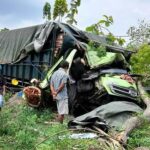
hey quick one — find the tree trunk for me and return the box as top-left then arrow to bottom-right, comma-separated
117,81 -> 150,144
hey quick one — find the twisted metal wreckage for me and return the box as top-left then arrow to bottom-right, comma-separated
0,22 -> 149,148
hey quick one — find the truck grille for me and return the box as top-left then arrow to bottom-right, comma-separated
111,84 -> 138,98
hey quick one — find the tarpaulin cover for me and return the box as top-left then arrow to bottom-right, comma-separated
0,23 -> 54,64
0,22 -> 86,64
68,101 -> 143,130
0,21 -> 128,64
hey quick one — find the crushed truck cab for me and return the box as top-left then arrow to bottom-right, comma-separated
0,22 -> 141,116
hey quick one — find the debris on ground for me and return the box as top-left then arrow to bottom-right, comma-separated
59,133 -> 98,139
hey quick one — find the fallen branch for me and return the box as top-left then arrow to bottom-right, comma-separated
93,126 -> 125,150
35,127 -> 102,148
35,126 -> 126,150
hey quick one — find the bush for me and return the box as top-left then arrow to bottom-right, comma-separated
130,44 -> 150,85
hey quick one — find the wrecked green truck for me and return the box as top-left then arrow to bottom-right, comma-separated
0,22 -> 141,116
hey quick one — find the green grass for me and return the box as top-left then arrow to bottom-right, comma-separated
1,98 -> 150,150
0,103 -> 53,150
0,100 -> 102,150
127,122 -> 150,149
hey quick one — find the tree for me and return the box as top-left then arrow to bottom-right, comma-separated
0,28 -> 9,32
86,15 -> 125,46
66,0 -> 81,25
43,2 -> 51,21
127,20 -> 150,47
130,44 -> 150,85
127,22 -> 150,87
42,0 -> 81,24
53,0 -> 68,21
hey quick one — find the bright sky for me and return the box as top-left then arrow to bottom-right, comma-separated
0,0 -> 149,38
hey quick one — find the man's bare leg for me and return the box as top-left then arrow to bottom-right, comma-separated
57,114 -> 64,124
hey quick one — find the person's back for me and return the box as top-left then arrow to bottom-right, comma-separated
51,68 -> 68,100
50,61 -> 69,123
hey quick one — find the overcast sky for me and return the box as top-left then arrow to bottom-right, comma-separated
0,0 -> 150,38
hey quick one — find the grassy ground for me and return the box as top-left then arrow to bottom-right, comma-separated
0,98 -> 102,150
0,96 -> 150,150
127,122 -> 150,149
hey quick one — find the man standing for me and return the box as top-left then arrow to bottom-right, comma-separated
50,61 -> 69,123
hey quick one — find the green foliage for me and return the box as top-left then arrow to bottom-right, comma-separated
3,92 -> 13,102
107,33 -> 116,45
88,42 -> 106,57
43,2 -> 51,21
86,15 -> 126,46
86,15 -> 113,35
0,104 -> 53,150
0,28 -> 9,32
1,99 -> 150,149
37,138 -> 102,150
86,24 -> 100,35
116,38 -> 126,46
0,103 -> 104,150
97,45 -> 106,57
98,15 -> 114,27
42,0 -> 81,24
130,44 -> 150,85
107,34 -> 126,46
66,0 -> 81,25
53,0 -> 68,21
